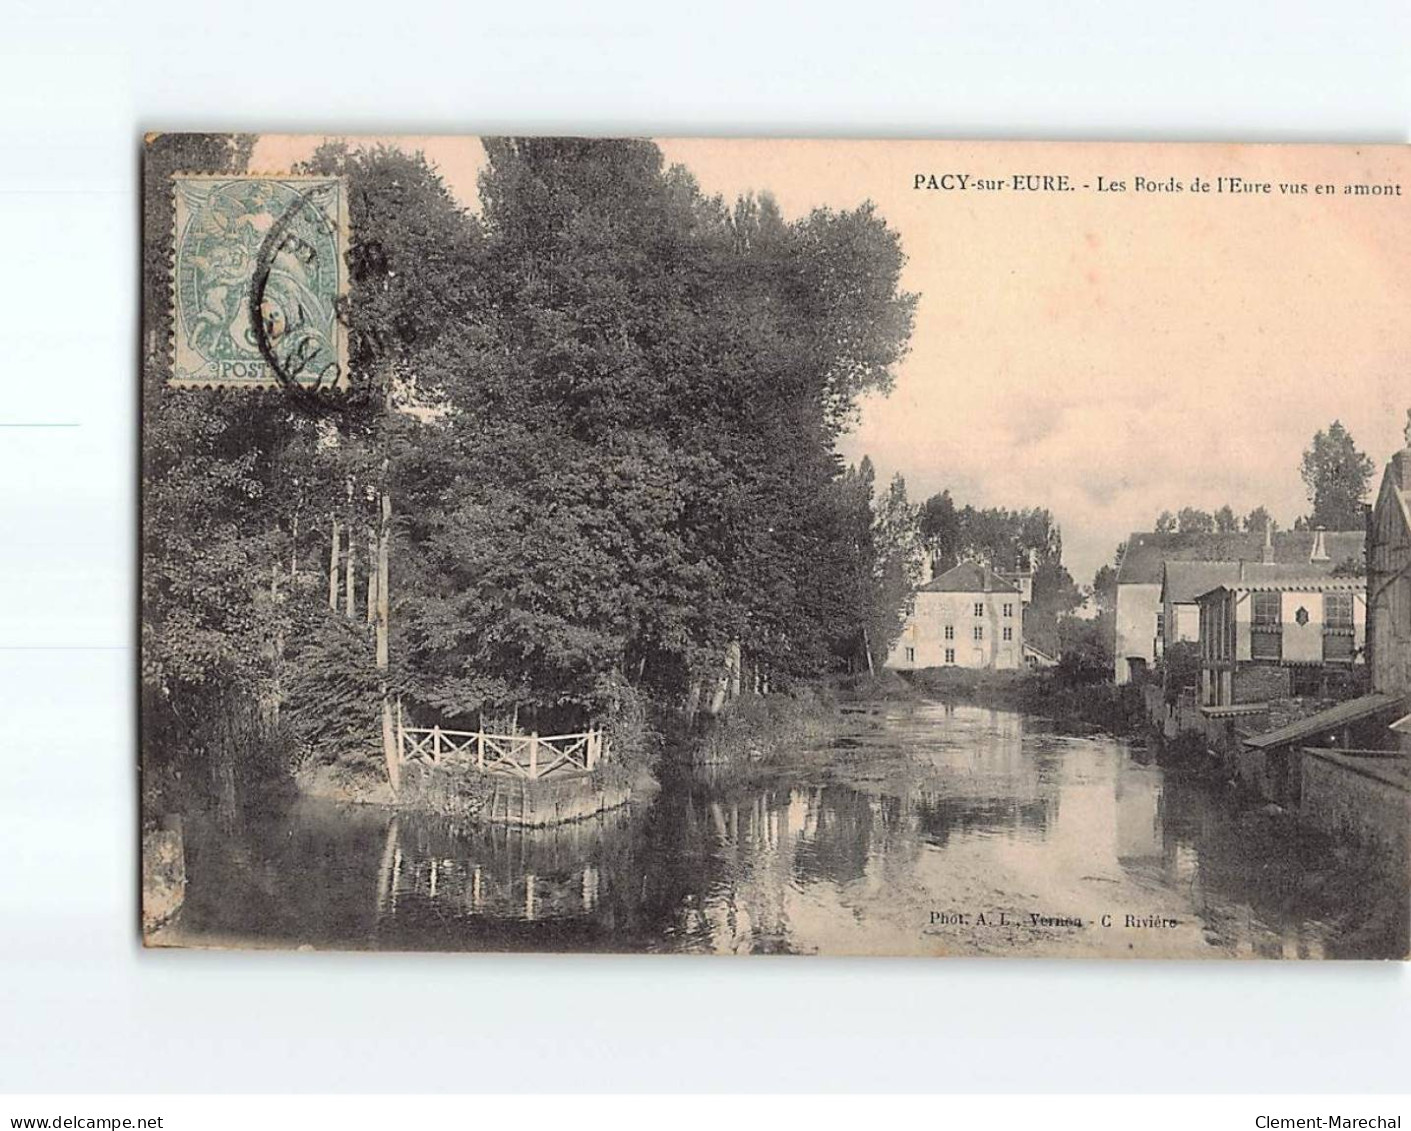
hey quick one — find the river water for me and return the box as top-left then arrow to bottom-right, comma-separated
170,702 -> 1407,958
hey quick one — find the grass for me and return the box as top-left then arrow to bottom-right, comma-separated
688,685 -> 841,767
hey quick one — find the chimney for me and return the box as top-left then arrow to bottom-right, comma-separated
1310,525 -> 1329,563
1261,519 -> 1275,565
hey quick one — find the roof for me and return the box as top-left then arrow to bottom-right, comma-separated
1373,451 -> 1411,538
918,561 -> 1019,595
1194,573 -> 1366,603
1116,529 -> 1364,586
1160,561 -> 1244,604
1242,692 -> 1405,750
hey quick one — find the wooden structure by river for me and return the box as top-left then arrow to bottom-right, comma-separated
396,715 -> 609,781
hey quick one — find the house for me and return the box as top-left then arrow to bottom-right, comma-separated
1159,560 -> 1245,653
886,562 -> 1023,671
1113,527 -> 1364,684
1195,570 -> 1367,707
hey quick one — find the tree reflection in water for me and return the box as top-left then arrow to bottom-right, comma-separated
171,704 -> 1407,958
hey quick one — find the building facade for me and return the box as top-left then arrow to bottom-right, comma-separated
1114,528 -> 1364,684
1196,575 -> 1367,707
886,562 -> 1023,671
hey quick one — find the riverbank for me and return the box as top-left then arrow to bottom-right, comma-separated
899,667 -> 1148,737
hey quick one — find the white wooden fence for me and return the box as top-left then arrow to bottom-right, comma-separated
396,716 -> 608,780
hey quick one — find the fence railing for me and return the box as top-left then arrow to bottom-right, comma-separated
396,720 -> 608,780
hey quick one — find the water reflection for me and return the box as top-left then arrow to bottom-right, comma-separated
174,703 -> 1407,958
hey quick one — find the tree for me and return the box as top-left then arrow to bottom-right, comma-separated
400,139 -> 917,721
918,489 -> 961,573
1091,563 -> 1118,615
1176,507 -> 1214,534
1155,510 -> 1176,534
866,473 -> 924,671
1056,614 -> 1112,684
142,133 -> 307,815
1301,420 -> 1374,530
1243,505 -> 1275,535
1214,504 -> 1239,533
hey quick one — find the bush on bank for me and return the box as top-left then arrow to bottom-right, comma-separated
905,666 -> 1147,737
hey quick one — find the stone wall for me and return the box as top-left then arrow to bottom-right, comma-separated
481,775 -> 634,828
1301,750 -> 1411,874
401,762 -> 633,828
1234,663 -> 1289,703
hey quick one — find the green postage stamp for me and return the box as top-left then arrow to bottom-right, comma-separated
170,174 -> 348,389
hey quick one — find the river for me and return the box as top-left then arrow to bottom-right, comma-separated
167,702 -> 1407,958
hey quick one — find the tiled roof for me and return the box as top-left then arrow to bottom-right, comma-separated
918,561 -> 1020,594
1217,577 -> 1364,594
1116,529 -> 1364,586
1193,568 -> 1366,602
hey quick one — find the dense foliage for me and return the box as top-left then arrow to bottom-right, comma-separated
142,136 -> 917,795
1300,419 -> 1375,531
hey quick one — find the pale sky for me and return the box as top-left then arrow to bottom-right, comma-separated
253,135 -> 1411,582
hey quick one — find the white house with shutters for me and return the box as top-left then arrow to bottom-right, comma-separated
885,562 -> 1024,671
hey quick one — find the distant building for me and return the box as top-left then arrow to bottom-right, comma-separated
1195,571 -> 1367,707
1114,527 -> 1364,684
997,555 -> 1036,607
886,562 -> 1023,671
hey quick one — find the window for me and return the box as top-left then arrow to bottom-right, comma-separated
1325,592 -> 1354,629
904,646 -> 915,663
1003,603 -> 1014,617
1003,626 -> 1012,641
973,625 -> 984,641
1252,591 -> 1281,626
944,648 -> 956,664
1324,591 -> 1355,661
944,625 -> 954,641
1251,591 -> 1282,661
974,602 -> 984,617
1156,611 -> 1165,637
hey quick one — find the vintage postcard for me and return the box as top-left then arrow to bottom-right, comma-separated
141,134 -> 1411,958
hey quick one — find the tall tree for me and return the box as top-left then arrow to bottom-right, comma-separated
1301,420 -> 1374,530
867,473 -> 924,670
1243,505 -> 1275,535
918,489 -> 961,573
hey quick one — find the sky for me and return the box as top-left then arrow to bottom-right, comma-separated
253,135 -> 1411,582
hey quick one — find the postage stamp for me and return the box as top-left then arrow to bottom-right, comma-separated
170,174 -> 348,390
